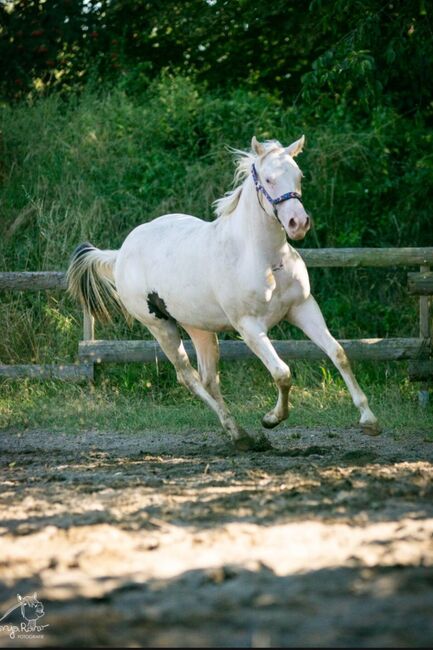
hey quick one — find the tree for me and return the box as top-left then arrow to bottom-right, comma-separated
1,0 -> 431,124
0,0 -> 101,97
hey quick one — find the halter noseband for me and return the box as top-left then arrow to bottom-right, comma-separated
251,163 -> 302,224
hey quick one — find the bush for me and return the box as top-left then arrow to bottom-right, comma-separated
0,75 -> 430,362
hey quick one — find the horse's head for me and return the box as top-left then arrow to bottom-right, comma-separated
17,593 -> 44,622
251,135 -> 310,241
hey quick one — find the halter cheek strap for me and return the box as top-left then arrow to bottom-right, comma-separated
251,163 -> 302,224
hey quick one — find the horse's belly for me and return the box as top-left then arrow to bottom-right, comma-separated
167,287 -> 233,331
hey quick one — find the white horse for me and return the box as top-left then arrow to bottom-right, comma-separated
68,136 -> 379,450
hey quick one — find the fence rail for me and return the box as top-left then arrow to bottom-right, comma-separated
1,247 -> 433,293
79,337 -> 429,365
0,271 -> 67,291
0,247 -> 432,391
408,272 -> 433,296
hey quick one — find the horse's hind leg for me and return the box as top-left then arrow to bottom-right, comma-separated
182,326 -> 226,407
146,320 -> 257,449
288,295 -> 379,435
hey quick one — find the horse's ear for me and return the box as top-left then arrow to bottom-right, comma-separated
251,136 -> 265,156
286,135 -> 305,158
33,592 -> 38,599
17,594 -> 22,602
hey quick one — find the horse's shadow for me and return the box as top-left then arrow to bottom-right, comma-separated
1,563 -> 432,647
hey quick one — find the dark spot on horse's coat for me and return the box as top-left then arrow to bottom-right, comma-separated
147,292 -> 173,321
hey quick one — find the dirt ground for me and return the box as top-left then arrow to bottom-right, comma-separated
0,425 -> 433,648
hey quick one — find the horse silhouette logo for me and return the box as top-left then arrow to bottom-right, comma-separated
0,593 -> 49,639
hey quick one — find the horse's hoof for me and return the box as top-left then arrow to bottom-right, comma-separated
262,412 -> 283,429
233,432 -> 273,452
361,421 -> 381,436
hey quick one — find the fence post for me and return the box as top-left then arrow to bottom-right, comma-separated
83,308 -> 95,341
82,308 -> 95,380
419,264 -> 431,406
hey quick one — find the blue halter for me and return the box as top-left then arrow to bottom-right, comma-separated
251,163 -> 302,224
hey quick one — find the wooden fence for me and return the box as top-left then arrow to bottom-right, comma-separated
1,247 -> 432,398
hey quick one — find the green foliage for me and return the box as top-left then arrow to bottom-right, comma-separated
305,0 -> 433,119
0,0 -> 102,98
2,1 -> 432,125
0,75 -> 431,364
0,0 -> 432,373
1,362 -> 431,436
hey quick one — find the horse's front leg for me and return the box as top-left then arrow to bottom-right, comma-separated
287,295 -> 380,435
236,316 -> 292,428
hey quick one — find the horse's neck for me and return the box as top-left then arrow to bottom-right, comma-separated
228,177 -> 287,259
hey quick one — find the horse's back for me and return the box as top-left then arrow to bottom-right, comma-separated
122,212 -> 208,244
117,212 -> 213,274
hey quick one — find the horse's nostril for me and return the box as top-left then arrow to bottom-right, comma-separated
289,218 -> 296,228
305,215 -> 310,227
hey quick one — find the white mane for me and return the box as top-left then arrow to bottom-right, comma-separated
213,141 -> 282,218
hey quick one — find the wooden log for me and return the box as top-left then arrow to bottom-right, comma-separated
0,247 -> 433,293
409,361 -> 433,381
78,337 -> 428,364
0,272 -> 67,291
0,363 -> 93,381
300,247 -> 433,268
407,271 -> 433,295
416,265 -> 432,404
83,309 -> 95,341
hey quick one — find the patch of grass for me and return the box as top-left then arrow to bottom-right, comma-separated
0,361 -> 431,439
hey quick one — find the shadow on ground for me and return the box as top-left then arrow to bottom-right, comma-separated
0,427 -> 432,647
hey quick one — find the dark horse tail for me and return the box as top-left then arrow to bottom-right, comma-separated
67,242 -> 124,322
